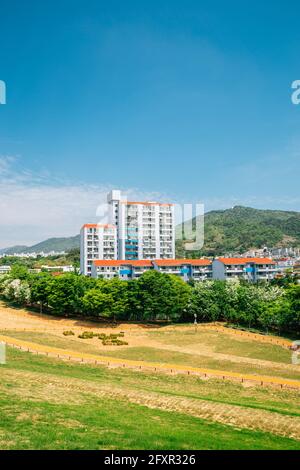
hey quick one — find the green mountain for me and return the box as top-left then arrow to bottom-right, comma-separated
0,235 -> 80,255
175,206 -> 300,257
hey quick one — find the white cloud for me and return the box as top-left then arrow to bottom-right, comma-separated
0,156 -> 171,248
0,155 -> 299,249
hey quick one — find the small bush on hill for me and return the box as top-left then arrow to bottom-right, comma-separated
63,330 -> 75,336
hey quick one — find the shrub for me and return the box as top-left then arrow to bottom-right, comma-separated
78,331 -> 95,339
63,330 -> 75,336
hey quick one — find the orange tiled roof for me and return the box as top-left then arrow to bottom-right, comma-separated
93,259 -> 211,268
93,259 -> 152,267
217,257 -> 275,265
155,259 -> 211,266
120,201 -> 173,206
82,223 -> 116,229
129,260 -> 153,267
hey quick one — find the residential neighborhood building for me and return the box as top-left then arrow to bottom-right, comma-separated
212,258 -> 277,282
276,258 -> 295,274
80,190 -> 175,275
0,265 -> 11,275
80,223 -> 117,276
107,189 -> 175,260
81,191 -> 279,282
153,259 -> 212,281
39,265 -> 75,273
92,259 -> 153,280
91,257 -> 278,282
91,258 -> 212,280
293,260 -> 300,279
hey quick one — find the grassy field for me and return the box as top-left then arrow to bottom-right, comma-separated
1,347 -> 300,450
2,327 -> 299,381
1,304 -> 300,450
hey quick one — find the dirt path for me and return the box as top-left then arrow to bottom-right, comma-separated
2,368 -> 300,441
0,301 -> 291,347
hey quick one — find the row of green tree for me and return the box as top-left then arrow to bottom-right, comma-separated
0,264 -> 299,334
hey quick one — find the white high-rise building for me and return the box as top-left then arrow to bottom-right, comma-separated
107,190 -> 175,260
80,190 -> 175,275
80,224 -> 117,276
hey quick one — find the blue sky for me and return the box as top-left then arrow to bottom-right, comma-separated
0,0 -> 300,246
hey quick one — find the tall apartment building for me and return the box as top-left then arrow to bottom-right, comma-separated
80,190 -> 175,275
80,223 -> 117,276
107,190 -> 175,260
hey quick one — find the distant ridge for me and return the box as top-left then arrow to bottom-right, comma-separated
0,235 -> 80,255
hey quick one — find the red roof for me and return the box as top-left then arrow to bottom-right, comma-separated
94,260 -> 125,267
82,223 -> 115,229
120,201 -> 173,206
93,259 -> 152,267
155,259 -> 211,266
217,257 -> 275,265
93,259 -> 211,268
129,260 -> 153,267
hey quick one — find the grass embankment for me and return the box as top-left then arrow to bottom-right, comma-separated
1,347 -> 300,450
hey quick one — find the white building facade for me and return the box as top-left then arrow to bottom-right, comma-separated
107,190 -> 175,260
91,258 -> 212,281
212,258 -> 277,282
80,224 -> 117,276
0,265 -> 11,275
80,190 -> 175,275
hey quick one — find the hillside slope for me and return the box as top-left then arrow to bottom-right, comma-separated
176,206 -> 300,256
0,235 -> 80,255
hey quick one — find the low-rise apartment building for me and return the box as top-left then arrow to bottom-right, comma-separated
92,258 -> 212,281
91,258 -> 277,282
153,259 -> 212,281
0,265 -> 11,275
212,258 -> 277,282
92,259 -> 153,280
91,257 -> 277,282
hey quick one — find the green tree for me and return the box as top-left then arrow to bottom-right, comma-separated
134,270 -> 191,321
100,277 -> 129,321
81,289 -> 114,318
10,264 -> 30,280
30,272 -> 54,313
47,274 -> 96,316
189,281 -> 221,322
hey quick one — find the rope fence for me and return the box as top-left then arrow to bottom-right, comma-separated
1,334 -> 299,392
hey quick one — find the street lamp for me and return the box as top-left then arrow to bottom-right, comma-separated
194,313 -> 198,333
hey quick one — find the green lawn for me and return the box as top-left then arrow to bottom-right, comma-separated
93,346 -> 300,381
0,329 -> 107,355
148,328 -> 292,363
1,391 -> 299,450
0,347 -> 300,449
2,328 -> 299,381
